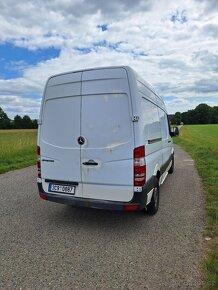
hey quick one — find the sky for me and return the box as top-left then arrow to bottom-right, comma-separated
0,0 -> 218,119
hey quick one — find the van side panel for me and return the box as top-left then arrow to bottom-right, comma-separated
158,108 -> 172,164
134,74 -> 173,184
140,98 -> 163,180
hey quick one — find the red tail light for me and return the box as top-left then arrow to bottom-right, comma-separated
37,146 -> 41,178
134,146 -> 146,186
124,205 -> 140,211
37,160 -> 41,169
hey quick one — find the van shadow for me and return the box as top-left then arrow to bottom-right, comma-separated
50,205 -> 150,233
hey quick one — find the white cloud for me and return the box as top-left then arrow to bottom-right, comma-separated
1,95 -> 41,119
0,0 -> 217,118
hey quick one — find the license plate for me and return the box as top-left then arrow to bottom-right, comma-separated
48,183 -> 75,195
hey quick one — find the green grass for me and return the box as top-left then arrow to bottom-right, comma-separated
0,129 -> 37,174
173,125 -> 218,290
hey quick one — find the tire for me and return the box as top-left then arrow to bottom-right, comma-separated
168,155 -> 174,174
146,181 -> 159,215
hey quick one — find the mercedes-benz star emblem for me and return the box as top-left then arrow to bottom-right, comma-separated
78,136 -> 85,145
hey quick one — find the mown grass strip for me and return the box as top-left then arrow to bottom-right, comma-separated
0,129 -> 37,174
173,125 -> 218,290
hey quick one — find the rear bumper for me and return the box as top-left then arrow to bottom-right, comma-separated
37,177 -> 156,211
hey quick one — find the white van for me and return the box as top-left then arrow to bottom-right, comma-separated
37,66 -> 174,214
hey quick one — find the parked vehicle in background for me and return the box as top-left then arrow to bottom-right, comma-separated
37,66 -> 174,214
172,126 -> 179,136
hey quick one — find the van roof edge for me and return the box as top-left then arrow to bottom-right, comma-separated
47,66 -> 132,79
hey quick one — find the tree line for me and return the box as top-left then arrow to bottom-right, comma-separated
0,107 -> 38,129
171,104 -> 218,125
1,103 -> 217,129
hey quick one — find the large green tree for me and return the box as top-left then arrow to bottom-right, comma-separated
32,119 -> 38,129
14,115 -> 23,129
22,115 -> 32,129
0,107 -> 11,129
171,112 -> 182,125
180,103 -> 217,124
0,108 -> 38,129
192,103 -> 212,124
211,106 -> 218,124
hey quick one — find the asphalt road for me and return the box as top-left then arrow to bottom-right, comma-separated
0,145 -> 205,290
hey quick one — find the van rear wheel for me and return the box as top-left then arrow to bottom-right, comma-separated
146,181 -> 159,215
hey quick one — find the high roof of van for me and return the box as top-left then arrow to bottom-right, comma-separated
45,65 -> 166,112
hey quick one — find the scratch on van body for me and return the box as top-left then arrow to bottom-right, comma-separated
112,125 -> 120,133
106,141 -> 126,153
82,160 -> 102,178
88,123 -> 94,129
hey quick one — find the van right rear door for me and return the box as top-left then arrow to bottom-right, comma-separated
80,68 -> 135,202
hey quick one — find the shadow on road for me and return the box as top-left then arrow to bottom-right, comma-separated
45,203 -> 151,233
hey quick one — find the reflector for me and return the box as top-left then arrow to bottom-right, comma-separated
124,205 -> 140,211
39,193 -> 47,200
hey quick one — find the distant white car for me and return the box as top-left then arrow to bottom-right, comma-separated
37,66 -> 174,214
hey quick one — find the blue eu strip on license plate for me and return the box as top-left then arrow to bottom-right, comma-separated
48,183 -> 75,195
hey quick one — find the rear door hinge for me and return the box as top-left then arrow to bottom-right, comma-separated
132,116 -> 139,122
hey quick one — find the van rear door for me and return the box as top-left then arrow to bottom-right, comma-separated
81,68 -> 134,202
40,72 -> 83,197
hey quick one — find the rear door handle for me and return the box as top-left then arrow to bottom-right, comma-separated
168,140 -> 172,143
82,160 -> 98,166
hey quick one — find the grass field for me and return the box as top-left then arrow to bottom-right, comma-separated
173,125 -> 218,290
0,129 -> 37,174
